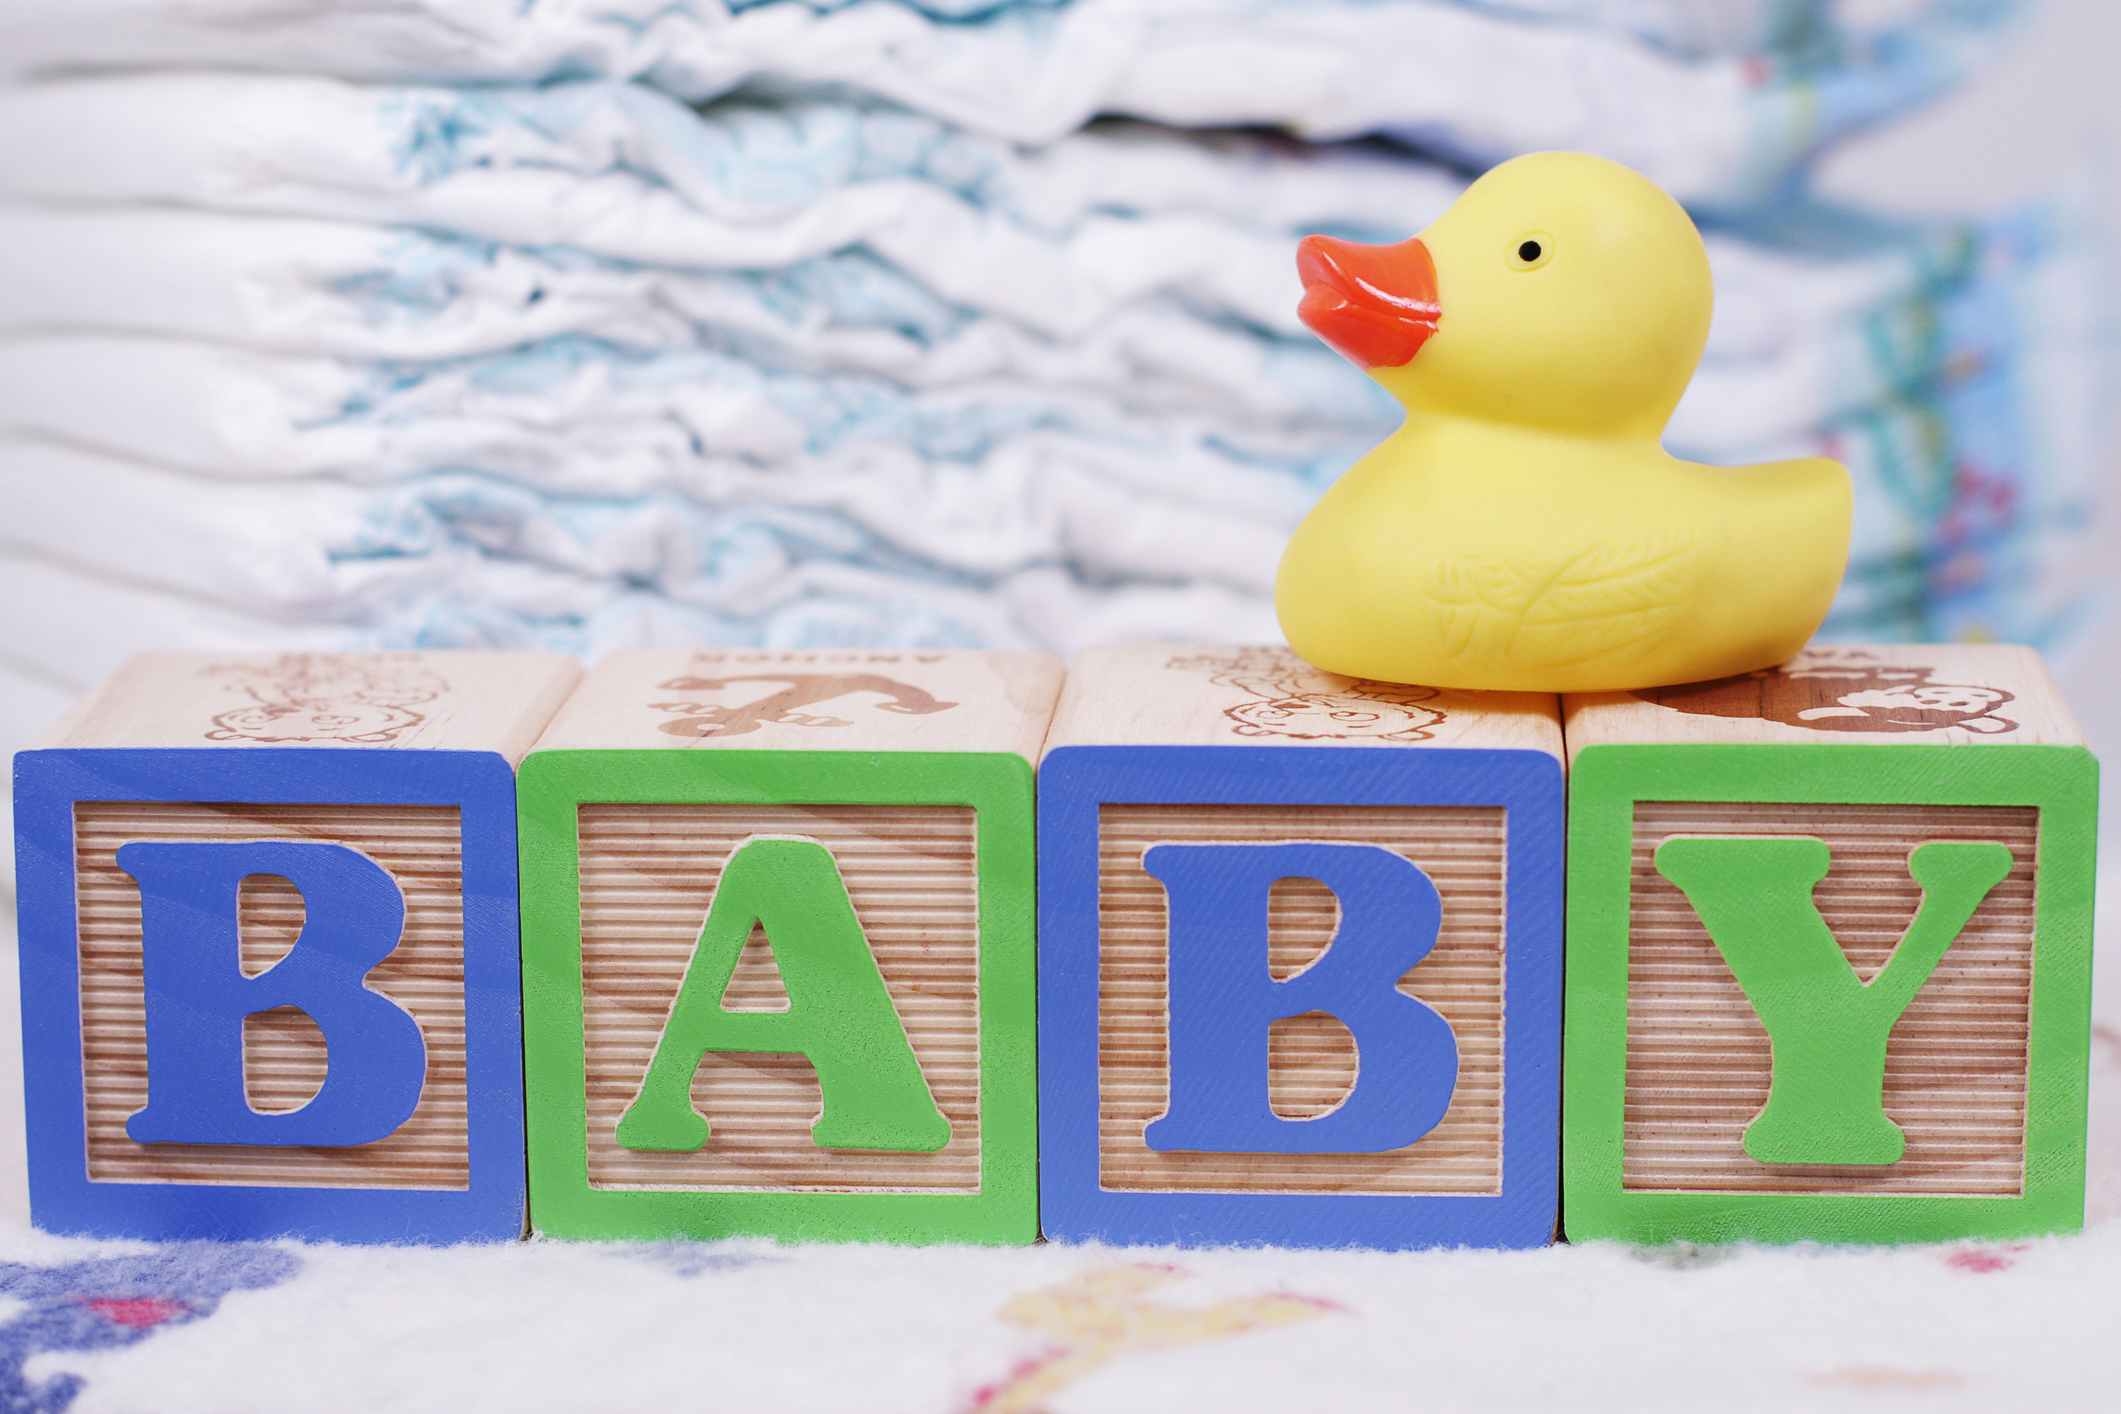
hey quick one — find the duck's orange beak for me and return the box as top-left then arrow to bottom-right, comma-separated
1296,234 -> 1440,369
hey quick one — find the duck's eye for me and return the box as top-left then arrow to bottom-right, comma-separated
1508,234 -> 1553,271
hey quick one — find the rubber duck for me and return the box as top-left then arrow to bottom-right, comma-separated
1277,151 -> 1851,694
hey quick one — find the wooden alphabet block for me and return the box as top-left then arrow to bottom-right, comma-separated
1562,643 -> 2100,1244
517,649 -> 1058,1245
12,651 -> 580,1242
1037,646 -> 1565,1249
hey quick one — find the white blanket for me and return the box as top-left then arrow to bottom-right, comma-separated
0,1 -> 2014,204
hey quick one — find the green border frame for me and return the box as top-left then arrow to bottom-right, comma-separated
518,750 -> 1037,1245
1564,744 -> 2098,1245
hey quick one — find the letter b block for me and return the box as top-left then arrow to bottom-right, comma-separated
1563,644 -> 2099,1244
517,650 -> 1055,1244
1038,647 -> 1564,1249
12,651 -> 579,1242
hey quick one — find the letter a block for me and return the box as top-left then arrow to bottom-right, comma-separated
1563,644 -> 2100,1244
517,649 -> 1057,1245
12,651 -> 580,1242
1038,647 -> 1564,1249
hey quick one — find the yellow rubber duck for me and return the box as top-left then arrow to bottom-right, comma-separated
1277,151 -> 1852,694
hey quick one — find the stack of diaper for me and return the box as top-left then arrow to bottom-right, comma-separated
0,2 -> 2096,785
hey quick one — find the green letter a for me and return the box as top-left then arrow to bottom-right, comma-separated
1654,836 -> 2013,1166
615,836 -> 950,1154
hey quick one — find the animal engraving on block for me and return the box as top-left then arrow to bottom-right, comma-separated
1167,648 -> 1447,742
202,654 -> 448,744
678,651 -> 949,666
1640,649 -> 2019,735
651,672 -> 959,740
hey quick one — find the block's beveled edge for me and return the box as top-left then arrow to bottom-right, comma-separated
1036,744 -> 1565,1251
11,747 -> 528,1244
516,748 -> 1039,1246
1561,742 -> 2099,1246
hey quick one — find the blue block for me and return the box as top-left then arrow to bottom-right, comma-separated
1038,745 -> 1563,1250
13,748 -> 527,1244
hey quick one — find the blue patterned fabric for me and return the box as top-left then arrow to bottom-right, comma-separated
0,1246 -> 298,1412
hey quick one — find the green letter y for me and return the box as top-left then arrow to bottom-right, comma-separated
1655,836 -> 2013,1166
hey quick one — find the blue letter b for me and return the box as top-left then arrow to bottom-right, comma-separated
118,840 -> 427,1147
1142,842 -> 1458,1155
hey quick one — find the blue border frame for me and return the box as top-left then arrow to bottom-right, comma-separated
1038,745 -> 1563,1250
13,748 -> 526,1243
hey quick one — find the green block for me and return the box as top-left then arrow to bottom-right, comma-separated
519,748 -> 1038,1245
1565,743 -> 2098,1245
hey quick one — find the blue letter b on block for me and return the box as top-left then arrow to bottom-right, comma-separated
1142,842 -> 1458,1155
118,840 -> 427,1148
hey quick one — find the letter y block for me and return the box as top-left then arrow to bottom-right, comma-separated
516,650 -> 1056,1244
1563,643 -> 2099,1244
12,651 -> 579,1241
1038,647 -> 1564,1249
